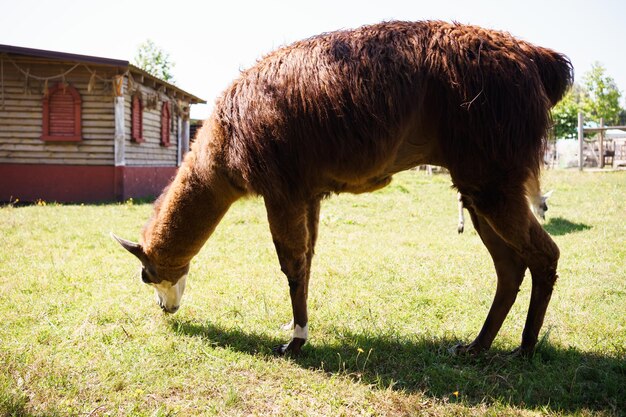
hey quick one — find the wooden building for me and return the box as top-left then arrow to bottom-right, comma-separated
0,44 -> 205,202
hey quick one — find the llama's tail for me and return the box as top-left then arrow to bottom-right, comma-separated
527,46 -> 574,106
516,45 -> 573,186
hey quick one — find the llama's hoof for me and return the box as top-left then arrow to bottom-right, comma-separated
449,341 -> 484,356
272,343 -> 290,356
272,337 -> 306,356
457,225 -> 464,234
509,345 -> 535,358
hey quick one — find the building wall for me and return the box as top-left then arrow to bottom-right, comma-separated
0,53 -> 195,202
0,56 -> 117,164
0,164 -> 176,202
123,78 -> 179,167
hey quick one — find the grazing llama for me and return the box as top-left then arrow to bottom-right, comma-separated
113,21 -> 572,357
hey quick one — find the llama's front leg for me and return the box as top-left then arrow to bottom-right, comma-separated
278,256 -> 309,356
265,198 -> 320,356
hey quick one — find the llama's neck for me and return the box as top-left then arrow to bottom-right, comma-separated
142,158 -> 242,268
524,171 -> 542,210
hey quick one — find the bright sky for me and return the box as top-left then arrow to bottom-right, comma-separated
1,0 -> 624,119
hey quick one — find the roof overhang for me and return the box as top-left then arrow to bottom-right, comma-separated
0,44 -> 205,104
0,44 -> 127,68
128,64 -> 205,104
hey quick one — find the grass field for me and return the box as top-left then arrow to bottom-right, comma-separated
1,169 -> 624,416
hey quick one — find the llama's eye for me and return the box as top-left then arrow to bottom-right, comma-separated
141,268 -> 152,284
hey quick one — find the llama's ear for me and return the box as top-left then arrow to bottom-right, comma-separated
111,232 -> 146,262
543,190 -> 554,199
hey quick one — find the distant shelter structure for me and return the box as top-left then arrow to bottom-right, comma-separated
576,113 -> 626,170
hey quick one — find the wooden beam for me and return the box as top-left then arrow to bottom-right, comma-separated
578,112 -> 584,171
583,126 -> 626,132
114,96 -> 125,166
599,118 -> 605,168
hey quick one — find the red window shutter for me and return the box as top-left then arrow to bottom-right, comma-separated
49,93 -> 74,135
131,95 -> 144,143
42,83 -> 82,142
160,101 -> 171,147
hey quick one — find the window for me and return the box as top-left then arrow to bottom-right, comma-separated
160,101 -> 171,147
131,94 -> 144,143
41,83 -> 81,142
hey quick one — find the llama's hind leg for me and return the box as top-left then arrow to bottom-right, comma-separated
471,189 -> 560,356
265,197 -> 320,356
453,206 -> 527,355
517,220 -> 559,354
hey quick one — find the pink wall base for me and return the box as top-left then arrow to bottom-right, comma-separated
0,164 -> 177,203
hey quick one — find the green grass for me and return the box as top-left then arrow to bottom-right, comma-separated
1,169 -> 624,416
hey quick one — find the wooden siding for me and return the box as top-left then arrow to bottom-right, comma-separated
0,57 -> 117,165
0,55 -> 190,167
123,80 -> 179,167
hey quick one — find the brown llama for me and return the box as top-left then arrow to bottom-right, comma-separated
113,20 -> 573,357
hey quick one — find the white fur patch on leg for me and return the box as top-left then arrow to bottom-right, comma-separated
293,324 -> 308,340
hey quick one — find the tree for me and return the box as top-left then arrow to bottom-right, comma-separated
551,84 -> 585,139
581,62 -> 622,125
132,40 -> 176,83
551,63 -> 624,138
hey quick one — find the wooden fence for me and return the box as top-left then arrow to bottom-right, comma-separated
577,112 -> 626,170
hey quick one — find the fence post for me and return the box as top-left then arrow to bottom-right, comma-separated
578,112 -> 584,171
599,118 -> 605,168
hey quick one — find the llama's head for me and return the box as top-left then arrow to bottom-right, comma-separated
532,190 -> 553,220
111,233 -> 189,314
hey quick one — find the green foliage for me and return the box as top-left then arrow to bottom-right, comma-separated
132,39 -> 176,82
1,170 -> 624,416
551,85 -> 584,139
551,63 -> 624,138
581,62 -> 622,125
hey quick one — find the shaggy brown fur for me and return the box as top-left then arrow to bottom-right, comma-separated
115,20 -> 573,357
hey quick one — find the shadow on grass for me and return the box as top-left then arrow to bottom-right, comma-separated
170,319 -> 625,415
544,217 -> 592,236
